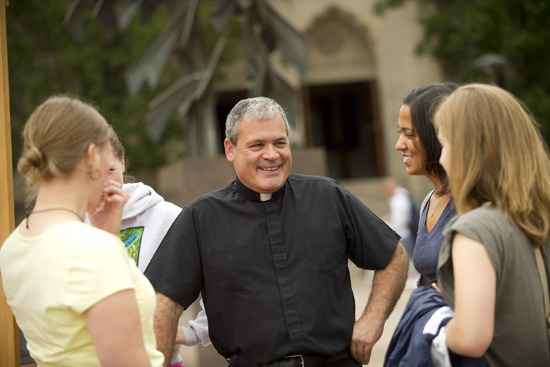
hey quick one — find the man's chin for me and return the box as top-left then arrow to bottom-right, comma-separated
257,180 -> 285,194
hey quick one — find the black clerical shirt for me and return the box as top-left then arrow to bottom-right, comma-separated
145,174 -> 400,364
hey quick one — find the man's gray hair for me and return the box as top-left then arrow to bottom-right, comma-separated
225,97 -> 290,144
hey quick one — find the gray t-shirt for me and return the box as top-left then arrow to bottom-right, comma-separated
437,204 -> 550,367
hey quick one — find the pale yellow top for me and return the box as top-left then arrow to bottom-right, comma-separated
0,220 -> 164,367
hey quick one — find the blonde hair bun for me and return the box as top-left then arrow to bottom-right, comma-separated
17,96 -> 110,187
17,146 -> 47,179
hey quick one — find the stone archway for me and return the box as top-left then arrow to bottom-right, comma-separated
303,6 -> 385,179
306,6 -> 376,85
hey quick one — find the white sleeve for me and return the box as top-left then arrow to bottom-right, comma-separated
170,345 -> 183,365
182,299 -> 211,346
431,326 -> 452,367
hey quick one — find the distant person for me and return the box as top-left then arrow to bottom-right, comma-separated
105,127 -> 211,367
395,83 -> 458,286
382,177 -> 416,257
145,96 -> 408,367
0,96 -> 164,366
435,84 -> 550,365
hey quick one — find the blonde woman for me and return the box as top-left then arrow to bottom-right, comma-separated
0,96 -> 164,367
435,84 -> 550,366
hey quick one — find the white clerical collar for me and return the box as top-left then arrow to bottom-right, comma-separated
260,193 -> 272,201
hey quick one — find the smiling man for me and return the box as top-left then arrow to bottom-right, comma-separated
145,97 -> 408,367
224,105 -> 291,195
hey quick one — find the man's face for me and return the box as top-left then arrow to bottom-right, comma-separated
224,114 -> 292,194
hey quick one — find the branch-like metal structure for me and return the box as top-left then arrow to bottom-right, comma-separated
64,0 -> 308,156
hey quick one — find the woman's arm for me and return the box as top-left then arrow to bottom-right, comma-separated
445,233 -> 496,357
84,289 -> 153,367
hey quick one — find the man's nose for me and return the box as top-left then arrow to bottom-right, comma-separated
263,144 -> 280,160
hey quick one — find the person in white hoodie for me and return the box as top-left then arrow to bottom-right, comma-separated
107,127 -> 210,367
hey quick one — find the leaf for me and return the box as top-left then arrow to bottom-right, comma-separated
92,0 -> 119,36
144,72 -> 202,143
115,0 -> 143,30
64,0 -> 93,39
210,0 -> 239,33
265,2 -> 308,75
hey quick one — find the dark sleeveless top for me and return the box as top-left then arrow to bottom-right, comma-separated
413,191 -> 457,286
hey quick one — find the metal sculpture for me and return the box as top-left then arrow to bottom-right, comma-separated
64,0 -> 307,157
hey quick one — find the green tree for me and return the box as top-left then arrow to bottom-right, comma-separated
6,0 -> 182,175
374,0 -> 550,138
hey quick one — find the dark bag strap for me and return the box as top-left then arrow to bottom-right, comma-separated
534,246 -> 550,340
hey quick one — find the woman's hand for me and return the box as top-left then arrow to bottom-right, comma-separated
89,179 -> 124,236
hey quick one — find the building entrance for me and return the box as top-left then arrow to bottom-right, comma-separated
306,81 -> 385,179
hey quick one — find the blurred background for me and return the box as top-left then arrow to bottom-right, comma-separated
5,0 -> 550,365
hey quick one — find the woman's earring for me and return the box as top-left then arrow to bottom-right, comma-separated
88,167 -> 101,181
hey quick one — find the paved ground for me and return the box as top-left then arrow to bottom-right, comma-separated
178,262 -> 418,367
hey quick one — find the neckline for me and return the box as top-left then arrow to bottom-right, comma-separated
235,176 -> 285,202
17,220 -> 84,240
424,191 -> 454,234
26,207 -> 83,229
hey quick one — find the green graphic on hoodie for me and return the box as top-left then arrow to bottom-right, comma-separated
120,227 -> 143,266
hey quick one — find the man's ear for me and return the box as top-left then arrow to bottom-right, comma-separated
224,139 -> 235,162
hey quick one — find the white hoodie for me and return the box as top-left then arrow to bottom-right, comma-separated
120,183 -> 182,272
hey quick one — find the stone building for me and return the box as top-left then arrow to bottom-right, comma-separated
159,0 -> 443,217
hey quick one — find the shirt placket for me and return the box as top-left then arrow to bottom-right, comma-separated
263,199 -> 306,353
